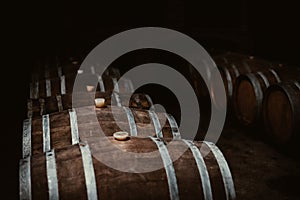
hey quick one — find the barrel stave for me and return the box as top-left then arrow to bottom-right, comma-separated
56,146 -> 88,200
31,155 -> 48,200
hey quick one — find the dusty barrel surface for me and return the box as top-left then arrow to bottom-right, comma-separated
262,80 -> 300,146
29,67 -> 127,99
27,92 -> 154,118
19,137 -> 236,200
233,67 -> 300,126
22,106 -> 181,157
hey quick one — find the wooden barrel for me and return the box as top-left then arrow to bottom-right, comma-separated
45,57 -> 82,80
233,67 -> 300,126
27,92 -> 154,118
19,137 -> 236,200
31,56 -> 121,81
213,52 -> 276,99
262,80 -> 300,146
29,69 -> 124,99
30,56 -> 82,81
30,72 -> 76,99
22,106 -> 181,158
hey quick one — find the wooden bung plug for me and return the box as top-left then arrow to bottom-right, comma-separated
113,131 -> 129,141
95,98 -> 105,108
86,85 -> 95,92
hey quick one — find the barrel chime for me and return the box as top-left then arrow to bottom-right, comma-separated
19,56 -> 236,199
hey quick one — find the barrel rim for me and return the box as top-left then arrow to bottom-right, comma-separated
233,73 -> 263,126
262,80 -> 300,146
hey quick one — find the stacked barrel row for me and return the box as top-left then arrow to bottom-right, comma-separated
19,55 -> 236,199
27,56 -> 154,118
213,51 -> 300,149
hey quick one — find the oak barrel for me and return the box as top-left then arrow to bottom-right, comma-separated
27,92 -> 154,118
212,52 -> 275,101
29,67 -> 125,99
30,56 -> 82,81
262,80 -> 300,146
31,55 -> 121,81
233,67 -> 300,126
22,106 -> 180,158
19,137 -> 236,200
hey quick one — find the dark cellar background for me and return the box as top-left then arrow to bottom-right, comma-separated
3,0 -> 300,198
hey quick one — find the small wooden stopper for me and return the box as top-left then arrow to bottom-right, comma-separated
113,131 -> 129,141
94,98 -> 105,108
86,85 -> 95,92
77,69 -> 84,74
